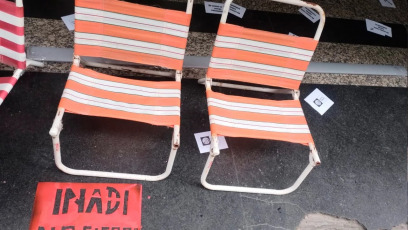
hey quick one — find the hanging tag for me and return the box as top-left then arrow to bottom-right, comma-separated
204,1 -> 224,14
61,14 -> 75,31
229,3 -> 246,18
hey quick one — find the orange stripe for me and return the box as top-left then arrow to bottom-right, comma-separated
60,98 -> 180,127
212,47 -> 310,71
65,80 -> 180,107
207,68 -> 302,90
71,66 -> 181,89
218,23 -> 318,51
208,106 -> 307,125
210,124 -> 313,145
75,20 -> 188,49
207,90 -> 302,108
76,0 -> 191,26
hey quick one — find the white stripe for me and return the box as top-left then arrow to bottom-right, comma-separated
0,98 -> 3,105
75,32 -> 185,60
0,46 -> 26,62
69,71 -> 180,98
215,35 -> 314,61
210,58 -> 304,81
209,115 -> 310,134
0,11 -> 24,27
76,7 -> 189,38
62,89 -> 180,116
0,29 -> 24,45
0,83 -> 13,93
208,98 -> 304,116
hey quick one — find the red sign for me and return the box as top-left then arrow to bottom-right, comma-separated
30,182 -> 142,230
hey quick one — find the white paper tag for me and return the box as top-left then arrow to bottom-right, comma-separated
288,32 -> 298,36
299,7 -> 320,23
204,1 -> 224,14
204,1 -> 246,18
304,89 -> 334,115
366,19 -> 392,37
194,131 -> 228,154
61,14 -> 75,31
379,0 -> 396,8
229,3 -> 246,18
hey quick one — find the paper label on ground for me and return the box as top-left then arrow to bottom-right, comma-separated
204,1 -> 224,14
229,3 -> 246,18
379,0 -> 396,8
366,19 -> 392,37
289,32 -> 298,36
194,131 -> 228,154
61,14 -> 75,31
204,1 -> 246,18
29,182 -> 142,230
304,88 -> 334,115
299,7 -> 320,23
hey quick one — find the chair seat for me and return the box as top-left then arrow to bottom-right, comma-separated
59,65 -> 181,127
206,90 -> 314,145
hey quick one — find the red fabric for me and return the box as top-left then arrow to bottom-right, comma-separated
0,0 -> 24,17
0,20 -> 24,36
0,37 -> 25,53
0,76 -> 17,85
30,182 -> 143,230
0,55 -> 25,69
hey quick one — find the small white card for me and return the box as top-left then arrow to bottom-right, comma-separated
299,7 -> 320,23
379,0 -> 396,8
204,1 -> 246,18
304,89 -> 334,115
366,19 -> 392,37
194,131 -> 228,154
204,1 -> 224,14
288,32 -> 298,36
61,14 -> 75,31
229,3 -> 246,18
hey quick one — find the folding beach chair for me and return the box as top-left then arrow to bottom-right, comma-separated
49,0 -> 193,180
0,0 -> 43,106
200,0 -> 325,194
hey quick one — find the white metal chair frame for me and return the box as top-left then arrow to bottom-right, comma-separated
49,0 -> 194,181
200,0 -> 325,194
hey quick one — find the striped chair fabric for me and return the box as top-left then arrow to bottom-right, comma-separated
0,0 -> 26,105
207,23 -> 318,90
207,90 -> 313,145
60,65 -> 181,127
74,0 -> 191,70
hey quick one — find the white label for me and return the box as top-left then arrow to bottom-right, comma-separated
204,1 -> 246,18
299,7 -> 320,23
304,88 -> 334,115
61,14 -> 75,31
379,0 -> 396,8
288,32 -> 298,36
194,131 -> 228,154
229,3 -> 246,18
366,19 -> 392,37
204,1 -> 224,14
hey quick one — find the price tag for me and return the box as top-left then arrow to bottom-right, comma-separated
304,89 -> 334,115
366,19 -> 392,37
299,7 -> 320,23
204,1 -> 246,18
379,0 -> 396,8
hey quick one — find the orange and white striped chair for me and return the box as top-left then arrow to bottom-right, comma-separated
200,0 -> 325,194
49,0 -> 193,181
0,0 -> 43,106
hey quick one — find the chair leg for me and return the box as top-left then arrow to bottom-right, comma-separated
49,108 -> 180,181
201,136 -> 321,195
26,59 -> 44,68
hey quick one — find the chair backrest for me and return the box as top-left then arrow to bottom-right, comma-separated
0,0 -> 26,70
74,0 -> 192,71
207,0 -> 325,90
